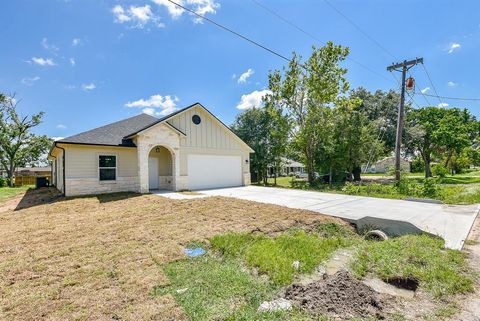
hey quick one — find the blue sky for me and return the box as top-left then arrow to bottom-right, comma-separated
1,0 -> 479,139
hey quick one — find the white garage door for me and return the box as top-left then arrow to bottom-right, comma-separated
188,154 -> 242,190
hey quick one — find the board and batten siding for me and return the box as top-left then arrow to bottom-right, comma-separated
59,144 -> 139,196
167,105 -> 250,177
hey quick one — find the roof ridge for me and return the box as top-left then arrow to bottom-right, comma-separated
59,113 -> 158,142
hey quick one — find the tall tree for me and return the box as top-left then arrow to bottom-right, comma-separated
263,70 -> 290,185
282,42 -> 350,184
332,97 -> 384,181
0,93 -> 51,186
231,107 -> 271,184
350,87 -> 408,154
405,106 -> 472,177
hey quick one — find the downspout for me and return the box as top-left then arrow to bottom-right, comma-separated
54,142 -> 66,196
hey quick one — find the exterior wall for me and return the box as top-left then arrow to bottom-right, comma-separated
51,148 -> 65,194
167,105 -> 251,186
59,144 -> 139,196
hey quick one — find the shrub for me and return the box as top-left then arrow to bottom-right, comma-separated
432,164 -> 448,178
422,178 -> 441,198
411,157 -> 425,173
0,177 -> 7,187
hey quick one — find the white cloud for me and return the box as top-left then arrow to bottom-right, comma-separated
82,83 -> 96,91
237,68 -> 254,84
56,124 -> 67,129
52,136 -> 65,141
447,81 -> 458,87
29,57 -> 56,66
236,90 -> 272,110
447,42 -> 461,54
41,38 -> 59,53
21,76 -> 40,86
72,38 -> 82,46
125,94 -> 179,116
142,107 -> 156,116
153,0 -> 220,23
420,87 -> 430,94
112,4 -> 164,28
438,102 -> 449,108
153,0 -> 185,19
69,57 -> 76,66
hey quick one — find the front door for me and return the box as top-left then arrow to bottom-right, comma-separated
149,157 -> 159,190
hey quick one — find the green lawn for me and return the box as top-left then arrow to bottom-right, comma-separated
259,175 -> 480,204
0,185 -> 31,203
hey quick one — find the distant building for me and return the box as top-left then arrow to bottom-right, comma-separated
268,158 -> 306,176
363,156 -> 410,174
15,166 -> 52,177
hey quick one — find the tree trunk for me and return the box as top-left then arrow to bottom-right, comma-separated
424,154 -> 432,178
352,166 -> 361,181
7,162 -> 15,187
329,166 -> 332,184
274,164 -> 277,186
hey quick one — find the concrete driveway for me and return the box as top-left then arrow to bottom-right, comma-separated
197,186 -> 479,250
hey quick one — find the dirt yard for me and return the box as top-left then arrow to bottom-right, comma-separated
0,188 -> 344,321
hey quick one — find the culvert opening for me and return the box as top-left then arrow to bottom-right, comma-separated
385,277 -> 419,291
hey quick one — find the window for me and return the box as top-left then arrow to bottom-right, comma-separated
192,114 -> 201,125
99,155 -> 116,181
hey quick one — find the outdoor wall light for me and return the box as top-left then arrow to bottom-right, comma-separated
155,147 -> 160,153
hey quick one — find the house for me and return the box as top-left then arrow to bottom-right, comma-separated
363,156 -> 410,174
15,166 -> 52,177
267,158 -> 306,176
48,103 -> 254,196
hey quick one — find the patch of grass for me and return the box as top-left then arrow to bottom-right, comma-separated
0,185 -> 31,202
212,227 -> 352,285
423,302 -> 460,320
154,255 -> 310,321
351,234 -> 474,298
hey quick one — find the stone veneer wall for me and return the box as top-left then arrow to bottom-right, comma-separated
65,177 -> 139,197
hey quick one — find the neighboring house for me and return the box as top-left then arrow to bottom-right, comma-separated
15,166 -> 52,177
268,158 -> 306,176
48,103 -> 254,196
363,156 -> 410,174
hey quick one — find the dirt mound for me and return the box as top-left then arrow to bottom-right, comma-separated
285,270 -> 388,320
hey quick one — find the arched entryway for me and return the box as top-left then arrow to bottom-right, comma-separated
148,145 -> 174,190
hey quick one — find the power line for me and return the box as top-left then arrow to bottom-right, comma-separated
419,63 -> 442,105
165,0 -> 291,62
251,0 -> 395,85
323,0 -> 397,60
413,92 -> 480,102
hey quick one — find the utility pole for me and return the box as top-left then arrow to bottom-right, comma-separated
387,57 -> 423,182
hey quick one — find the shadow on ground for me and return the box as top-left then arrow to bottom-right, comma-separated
14,187 -> 63,211
14,188 -> 143,211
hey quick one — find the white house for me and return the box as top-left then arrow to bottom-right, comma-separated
268,158 -> 306,176
363,156 -> 410,174
48,103 -> 254,196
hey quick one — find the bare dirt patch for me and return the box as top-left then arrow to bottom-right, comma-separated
285,270 -> 389,320
0,190 -> 344,320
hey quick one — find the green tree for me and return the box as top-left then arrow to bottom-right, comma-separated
332,97 -> 384,181
263,70 -> 290,185
282,42 -> 350,184
232,107 -> 271,184
0,93 -> 51,186
405,106 -> 473,177
350,87 -> 409,154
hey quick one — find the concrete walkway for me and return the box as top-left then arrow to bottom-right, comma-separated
195,186 -> 479,250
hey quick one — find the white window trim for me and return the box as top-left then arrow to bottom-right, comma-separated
98,154 -> 117,182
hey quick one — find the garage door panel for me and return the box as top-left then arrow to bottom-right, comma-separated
188,154 -> 242,190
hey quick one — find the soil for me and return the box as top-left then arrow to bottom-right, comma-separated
285,270 -> 389,320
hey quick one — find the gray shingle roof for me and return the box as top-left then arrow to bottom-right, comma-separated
58,113 -> 159,146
